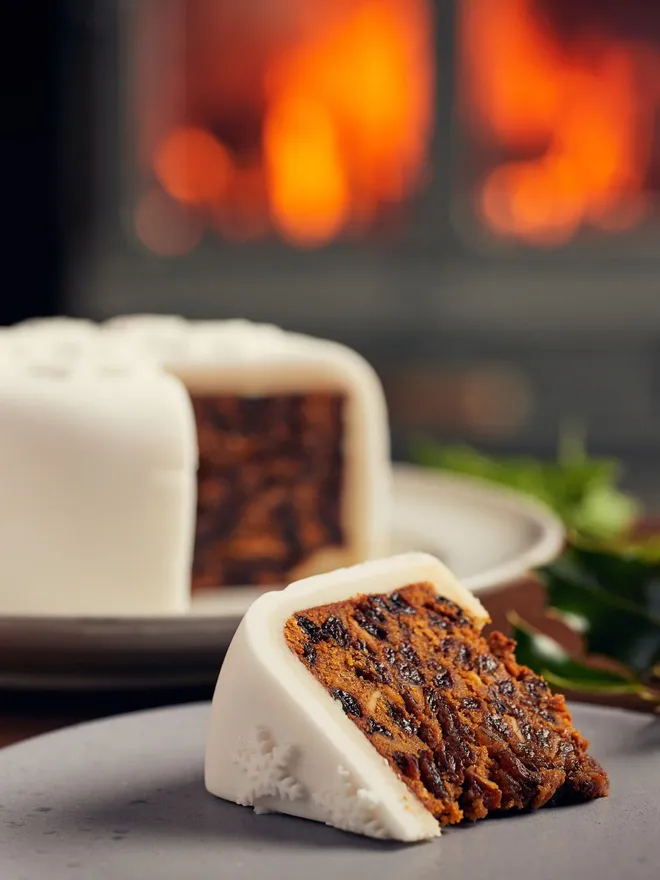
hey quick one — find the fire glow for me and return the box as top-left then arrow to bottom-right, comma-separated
462,0 -> 660,246
137,0 -> 433,252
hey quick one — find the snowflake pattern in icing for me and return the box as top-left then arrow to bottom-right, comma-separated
233,727 -> 306,809
312,766 -> 388,839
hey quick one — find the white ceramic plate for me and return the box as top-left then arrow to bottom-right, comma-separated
0,464 -> 563,690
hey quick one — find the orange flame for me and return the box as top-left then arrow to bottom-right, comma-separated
138,0 -> 433,251
264,95 -> 349,246
462,0 -> 658,246
263,0 -> 434,246
154,126 -> 232,205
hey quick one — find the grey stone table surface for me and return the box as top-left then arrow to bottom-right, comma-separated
0,702 -> 658,880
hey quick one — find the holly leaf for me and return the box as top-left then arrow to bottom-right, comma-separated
562,538 -> 660,617
538,550 -> 660,677
509,614 -> 650,697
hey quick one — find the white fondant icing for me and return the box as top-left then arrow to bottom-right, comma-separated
233,727 -> 306,810
205,552 -> 489,841
0,317 -> 390,614
0,370 -> 197,615
311,766 -> 389,839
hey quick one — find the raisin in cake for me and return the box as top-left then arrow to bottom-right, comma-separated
205,553 -> 609,841
0,316 -> 389,615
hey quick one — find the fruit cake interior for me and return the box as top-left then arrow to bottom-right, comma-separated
284,581 -> 609,825
191,392 -> 346,588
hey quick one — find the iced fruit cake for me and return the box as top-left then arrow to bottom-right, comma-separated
205,553 -> 609,841
0,316 -> 390,615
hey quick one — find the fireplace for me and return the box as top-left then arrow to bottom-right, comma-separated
53,1 -> 660,489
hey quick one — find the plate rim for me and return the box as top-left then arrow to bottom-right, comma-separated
392,463 -> 565,594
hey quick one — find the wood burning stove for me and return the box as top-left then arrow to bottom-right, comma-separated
21,1 -> 660,485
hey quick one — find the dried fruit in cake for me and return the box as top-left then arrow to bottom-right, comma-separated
191,393 -> 345,588
284,581 -> 609,825
205,553 -> 609,841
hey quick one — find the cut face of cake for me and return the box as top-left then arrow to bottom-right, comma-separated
189,392 -> 345,589
205,553 -> 609,841
0,317 -> 390,615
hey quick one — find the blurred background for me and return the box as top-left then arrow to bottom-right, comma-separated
6,0 -> 660,501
